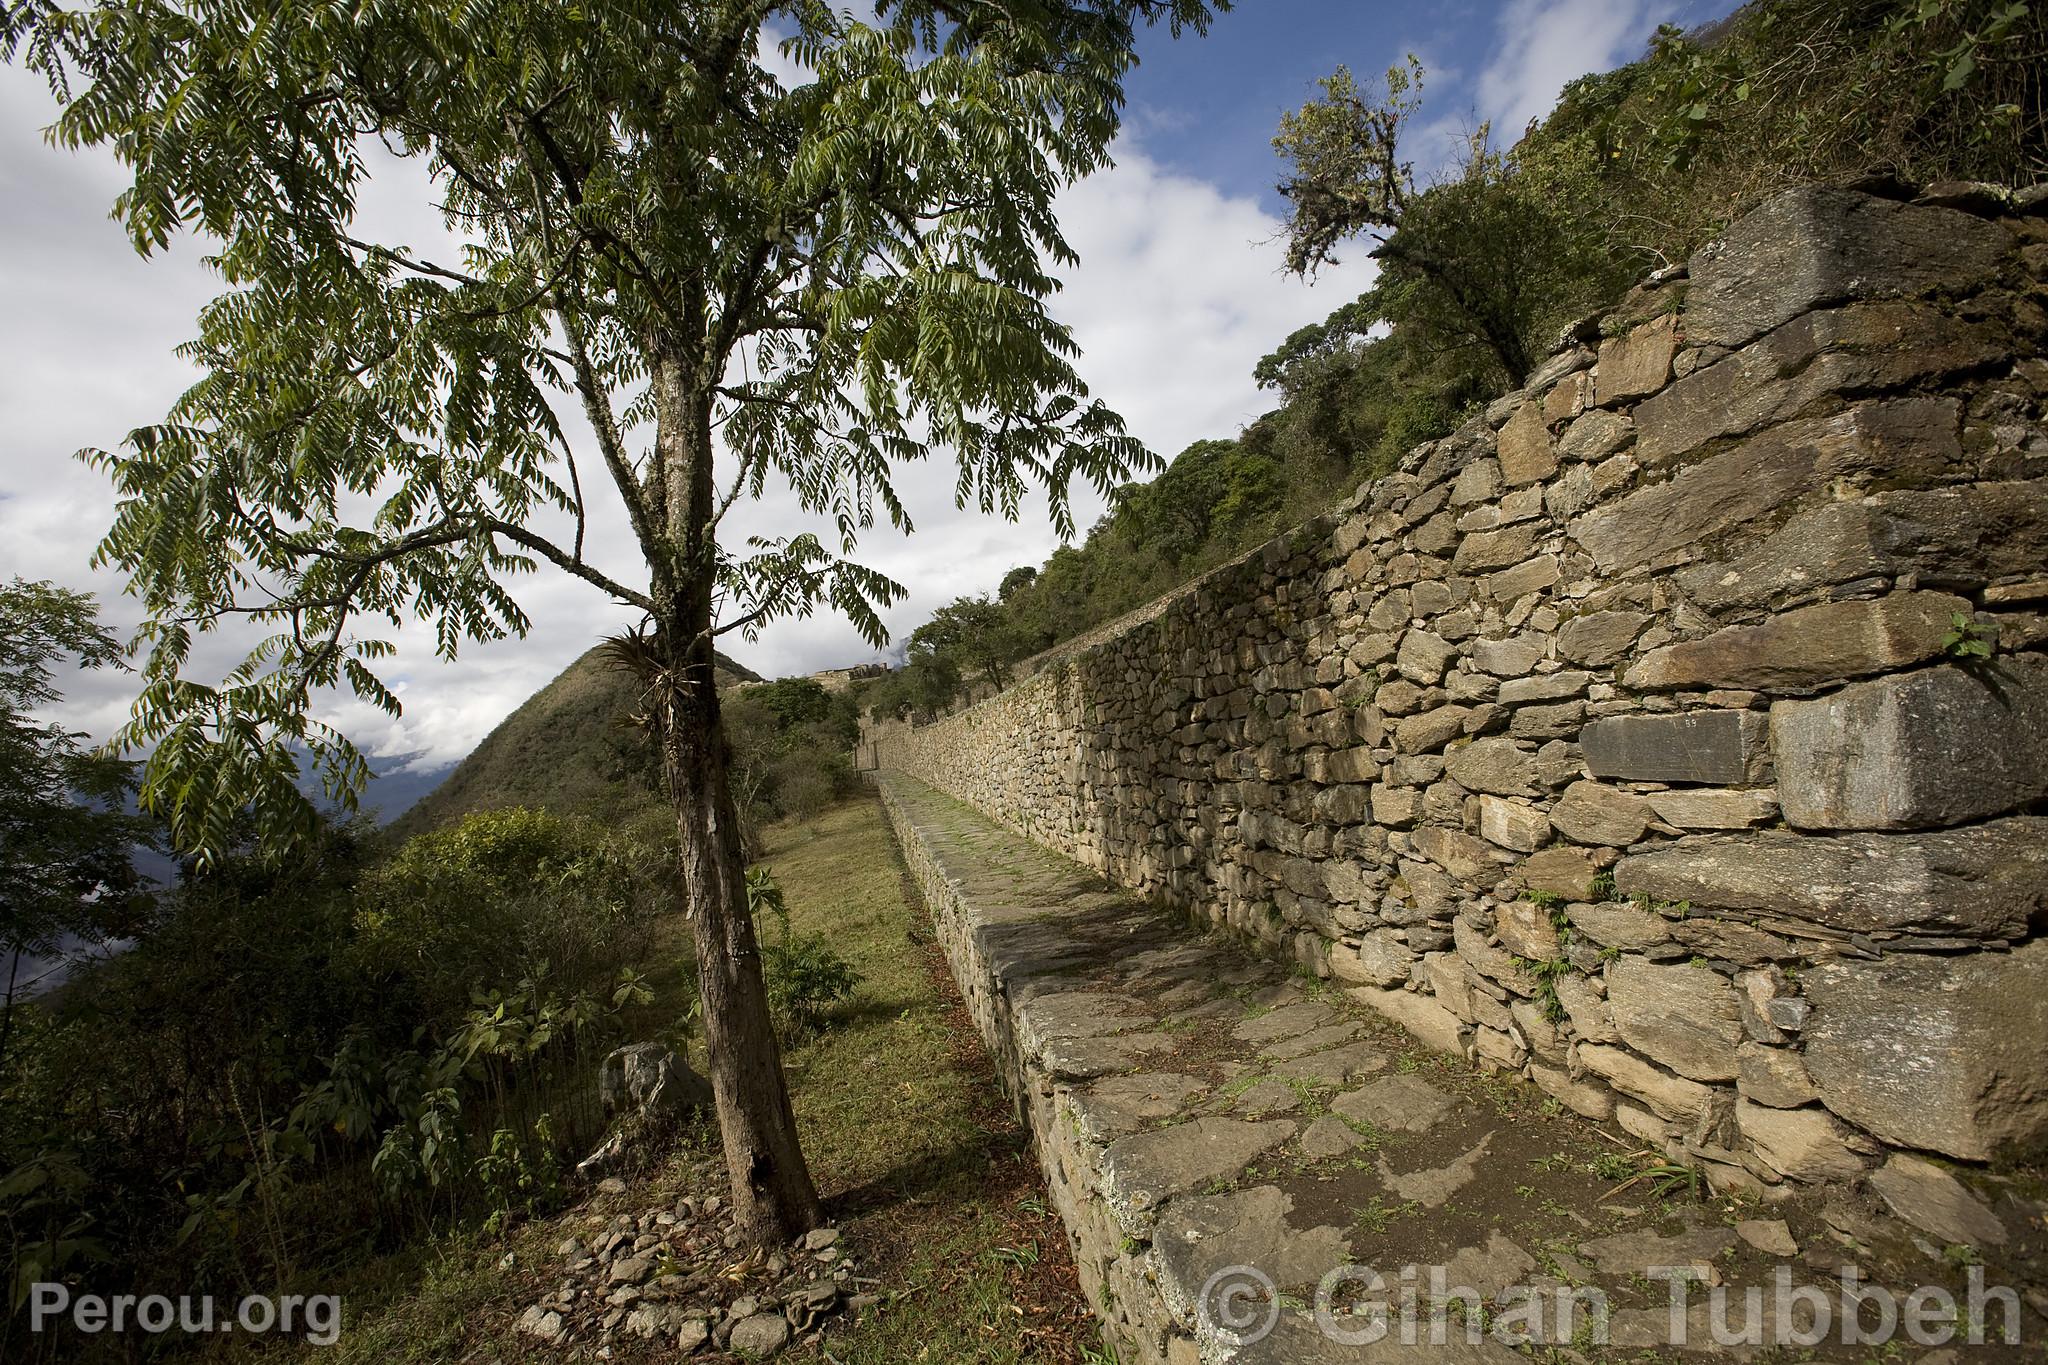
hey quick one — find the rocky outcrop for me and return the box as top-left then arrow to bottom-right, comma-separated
872,182 -> 2048,1194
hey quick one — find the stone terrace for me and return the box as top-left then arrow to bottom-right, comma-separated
878,772 -> 2048,1363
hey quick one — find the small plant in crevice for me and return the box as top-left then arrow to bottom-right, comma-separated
1941,611 -> 1998,661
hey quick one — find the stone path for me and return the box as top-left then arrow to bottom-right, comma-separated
876,773 -> 2048,1363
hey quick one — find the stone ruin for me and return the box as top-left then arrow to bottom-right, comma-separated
866,181 -> 2048,1357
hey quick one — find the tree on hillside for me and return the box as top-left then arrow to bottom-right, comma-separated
1273,60 -> 1605,383
907,595 -> 1023,692
0,579 -> 155,1078
4,0 -> 1217,1245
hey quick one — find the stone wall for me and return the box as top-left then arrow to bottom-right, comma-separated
871,182 -> 2048,1192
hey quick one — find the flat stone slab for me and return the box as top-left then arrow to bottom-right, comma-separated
1260,1020 -> 1364,1061
1101,1117 -> 1298,1214
1331,1074 -> 1459,1133
1039,1031 -> 1177,1079
1269,1041 -> 1387,1086
1376,1132 -> 1494,1208
1578,1224 -> 1738,1279
1075,1073 -> 1212,1138
1867,1154 -> 2007,1248
1152,1186 -> 1352,1299
1021,989 -> 1157,1039
1232,1001 -> 1337,1044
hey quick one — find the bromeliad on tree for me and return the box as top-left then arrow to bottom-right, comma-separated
2,0 -> 1219,1247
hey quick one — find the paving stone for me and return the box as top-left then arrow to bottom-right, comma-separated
1076,1073 -> 1212,1137
1578,1224 -> 1737,1278
1101,1118 -> 1298,1213
1260,1021 -> 1364,1061
1233,1001 -> 1337,1045
1330,1074 -> 1457,1133
1736,1218 -> 1799,1258
1270,1042 -> 1387,1087
1152,1186 -> 1352,1300
1040,1031 -> 1177,1079
1376,1132 -> 1494,1208
1234,1078 -> 1304,1115
1298,1115 -> 1366,1159
1441,1230 -> 1538,1301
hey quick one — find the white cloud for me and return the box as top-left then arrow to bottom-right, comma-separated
1478,0 -> 1661,140
0,64 -> 1367,777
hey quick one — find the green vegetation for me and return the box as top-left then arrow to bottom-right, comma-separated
867,0 -> 2046,715
8,0 -> 1224,1248
317,801 -> 1105,1363
1,802 -> 667,1340
0,581 -> 156,1067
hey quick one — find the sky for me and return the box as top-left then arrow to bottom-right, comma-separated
0,0 -> 1740,789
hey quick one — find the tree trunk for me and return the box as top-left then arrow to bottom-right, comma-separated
647,346 -> 822,1249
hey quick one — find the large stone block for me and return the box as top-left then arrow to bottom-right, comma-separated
1772,657 -> 2048,831
1593,314 -> 1679,405
1632,303 -> 2008,465
1496,401 -> 1557,487
1612,817 -> 2048,940
1623,592 -> 1965,692
1550,780 -> 1652,846
1575,1043 -> 1714,1121
1445,736 -> 1539,796
1802,939 -> 2048,1162
1573,401 -> 1958,573
1685,187 -> 2012,349
1677,478 -> 2046,614
1606,959 -> 1743,1082
1581,710 -> 1769,785
1734,1099 -> 1869,1183
1557,610 -> 1649,666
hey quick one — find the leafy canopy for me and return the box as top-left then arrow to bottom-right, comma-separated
0,579 -> 155,967
3,0 -> 1218,860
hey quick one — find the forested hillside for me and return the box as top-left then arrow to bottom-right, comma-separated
862,0 -> 2045,718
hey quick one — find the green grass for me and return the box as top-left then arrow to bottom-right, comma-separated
289,797 -> 1102,1363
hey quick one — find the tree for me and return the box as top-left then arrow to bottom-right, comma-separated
0,579 -> 154,1078
5,0 -> 1218,1246
1273,59 -> 1586,382
908,595 -> 1023,692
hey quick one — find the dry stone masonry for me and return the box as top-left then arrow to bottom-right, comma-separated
872,182 -> 2048,1198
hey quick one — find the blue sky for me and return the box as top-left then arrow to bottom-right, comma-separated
2,0 -> 1743,782
1122,0 -> 1740,205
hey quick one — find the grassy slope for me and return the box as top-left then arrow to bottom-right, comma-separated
302,798 -> 1101,1364
384,646 -> 762,842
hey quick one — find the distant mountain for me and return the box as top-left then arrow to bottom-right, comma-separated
381,646 -> 761,841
